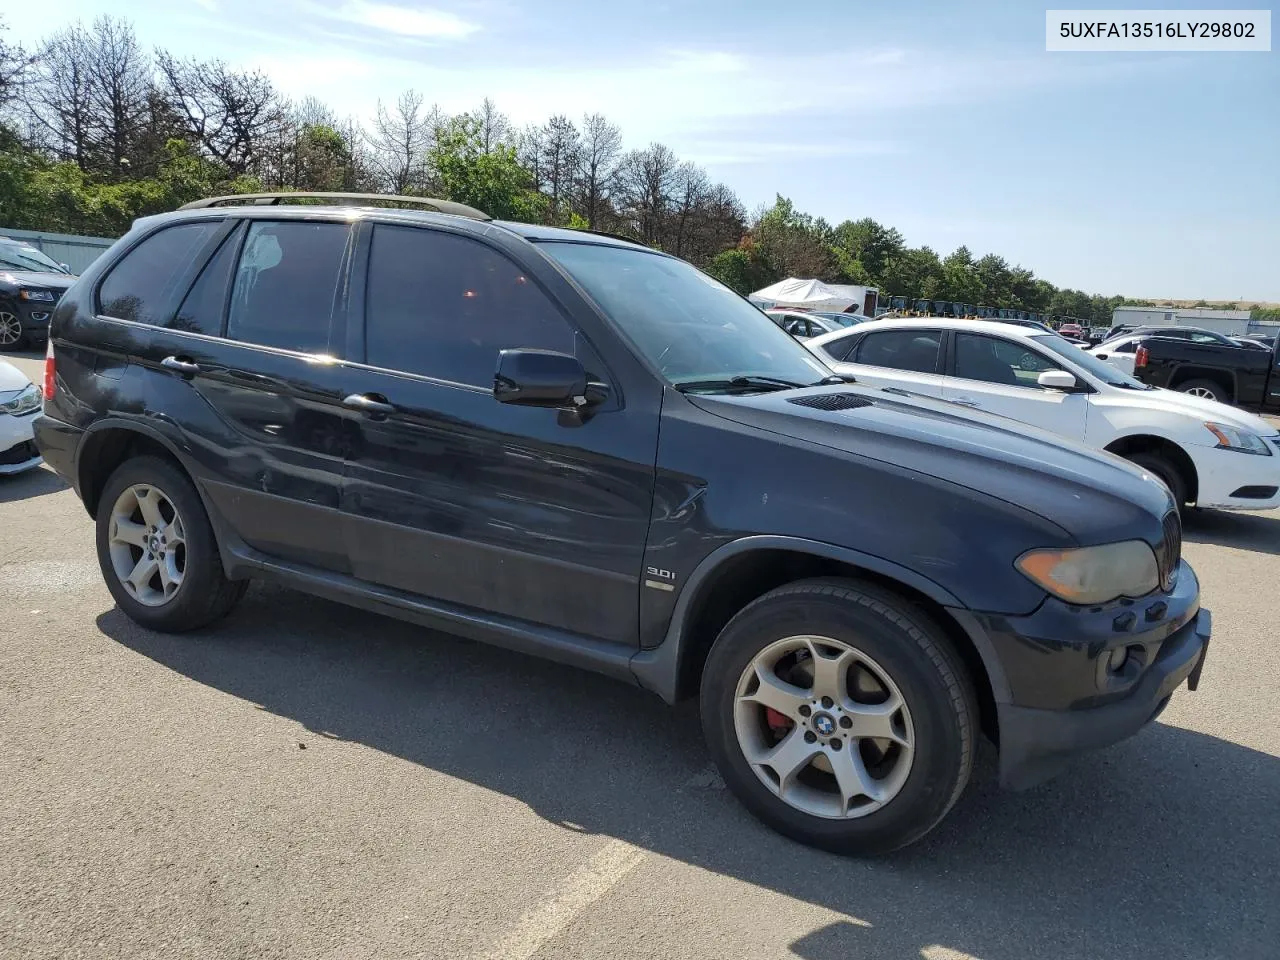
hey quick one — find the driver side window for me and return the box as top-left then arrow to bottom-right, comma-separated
953,334 -> 1064,388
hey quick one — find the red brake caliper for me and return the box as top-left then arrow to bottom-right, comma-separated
765,708 -> 794,733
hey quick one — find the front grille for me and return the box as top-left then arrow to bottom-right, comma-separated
0,440 -> 38,465
1155,510 -> 1182,592
788,393 -> 873,412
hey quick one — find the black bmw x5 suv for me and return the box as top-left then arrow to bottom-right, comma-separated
34,193 -> 1210,854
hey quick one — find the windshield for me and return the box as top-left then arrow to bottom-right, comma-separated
1031,334 -> 1149,388
538,242 -> 832,389
0,243 -> 69,274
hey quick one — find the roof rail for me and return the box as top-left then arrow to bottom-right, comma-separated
179,192 -> 491,221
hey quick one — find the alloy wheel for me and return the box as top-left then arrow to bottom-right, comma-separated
733,635 -> 915,819
107,483 -> 187,607
1184,386 -> 1216,399
0,311 -> 21,346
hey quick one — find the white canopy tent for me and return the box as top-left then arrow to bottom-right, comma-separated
748,278 -> 867,314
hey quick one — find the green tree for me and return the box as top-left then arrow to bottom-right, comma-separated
879,246 -> 943,300
832,218 -> 904,280
940,246 -> 982,304
428,115 -> 547,222
705,242 -> 776,295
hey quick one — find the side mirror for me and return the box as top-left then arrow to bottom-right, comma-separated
493,349 -> 608,408
1038,369 -> 1078,391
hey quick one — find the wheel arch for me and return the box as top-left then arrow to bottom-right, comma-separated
1104,433 -> 1199,503
77,419 -> 194,519
1166,365 -> 1235,402
628,537 -> 1006,742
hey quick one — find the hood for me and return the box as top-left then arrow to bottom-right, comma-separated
1124,385 -> 1279,435
0,359 -> 34,393
0,270 -> 77,290
692,384 -> 1174,545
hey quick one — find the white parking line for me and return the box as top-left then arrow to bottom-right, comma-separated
475,838 -> 646,960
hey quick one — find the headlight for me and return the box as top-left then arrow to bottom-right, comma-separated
1204,421 -> 1271,456
1016,540 -> 1159,605
0,383 -> 41,416
18,289 -> 56,302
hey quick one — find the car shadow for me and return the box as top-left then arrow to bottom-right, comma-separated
0,463 -> 69,503
1184,508 -> 1280,556
97,586 -> 1279,960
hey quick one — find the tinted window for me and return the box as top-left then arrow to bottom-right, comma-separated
172,231 -> 240,336
99,221 -> 223,326
365,225 -> 579,386
227,221 -> 349,354
856,330 -> 941,374
954,333 -> 1063,388
820,332 -> 860,362
1112,340 -> 1137,353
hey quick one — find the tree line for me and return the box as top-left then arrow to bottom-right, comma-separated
0,14 -> 1244,326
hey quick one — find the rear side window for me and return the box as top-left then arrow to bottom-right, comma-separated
364,224 -> 577,387
856,330 -> 942,374
98,221 -> 223,326
172,231 -> 240,336
819,332 -> 860,362
227,221 -> 350,354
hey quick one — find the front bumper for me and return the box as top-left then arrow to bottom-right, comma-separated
997,608 -> 1210,788
7,301 -> 54,342
0,409 -> 42,474
1187,442 -> 1280,511
950,559 -> 1209,789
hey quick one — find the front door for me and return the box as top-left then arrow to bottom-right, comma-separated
340,223 -> 658,645
942,332 -> 1088,440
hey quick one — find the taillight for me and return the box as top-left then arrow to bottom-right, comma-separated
1135,345 -> 1148,369
43,338 -> 55,399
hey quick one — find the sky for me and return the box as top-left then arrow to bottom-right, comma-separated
5,0 -> 1278,301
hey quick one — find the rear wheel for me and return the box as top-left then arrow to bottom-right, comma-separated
0,305 -> 24,351
1177,379 -> 1227,403
95,456 -> 247,632
700,578 -> 977,856
1125,451 -> 1188,511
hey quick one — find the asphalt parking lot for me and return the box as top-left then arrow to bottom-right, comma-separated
2,351 -> 1277,960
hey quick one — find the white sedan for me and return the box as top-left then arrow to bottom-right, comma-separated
0,359 -> 43,475
807,317 -> 1280,512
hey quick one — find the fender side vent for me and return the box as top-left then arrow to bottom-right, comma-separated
788,393 -> 874,412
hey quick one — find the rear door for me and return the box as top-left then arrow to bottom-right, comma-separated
339,222 -> 658,645
98,215 -> 361,572
941,332 -> 1088,440
831,327 -> 945,398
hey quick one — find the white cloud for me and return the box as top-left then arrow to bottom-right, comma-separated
337,2 -> 479,39
665,50 -> 748,75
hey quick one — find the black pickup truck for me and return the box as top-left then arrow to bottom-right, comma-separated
1133,335 -> 1280,409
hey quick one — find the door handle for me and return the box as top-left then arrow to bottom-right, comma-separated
343,393 -> 396,416
950,398 -> 980,407
161,356 -> 201,376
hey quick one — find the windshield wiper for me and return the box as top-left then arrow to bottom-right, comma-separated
674,375 -> 808,394
816,374 -> 856,385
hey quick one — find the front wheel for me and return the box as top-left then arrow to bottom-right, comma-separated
700,578 -> 977,856
1124,451 -> 1188,512
0,305 -> 25,351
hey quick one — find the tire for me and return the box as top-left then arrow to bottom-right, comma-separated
95,455 -> 247,632
700,577 -> 977,856
1177,378 -> 1227,404
1125,451 -> 1188,511
0,303 -> 26,352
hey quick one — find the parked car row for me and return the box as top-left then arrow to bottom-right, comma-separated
29,193 -> 1211,856
807,318 -> 1280,512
